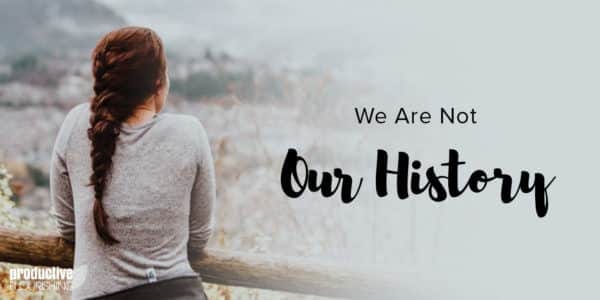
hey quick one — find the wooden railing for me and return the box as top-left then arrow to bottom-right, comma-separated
0,227 -> 400,299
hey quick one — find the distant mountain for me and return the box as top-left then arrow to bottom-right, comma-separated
0,0 -> 126,57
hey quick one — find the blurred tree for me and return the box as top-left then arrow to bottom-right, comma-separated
11,54 -> 39,74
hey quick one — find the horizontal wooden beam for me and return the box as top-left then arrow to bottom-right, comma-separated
0,227 -> 401,299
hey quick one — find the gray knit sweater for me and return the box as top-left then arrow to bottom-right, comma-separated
50,103 -> 216,299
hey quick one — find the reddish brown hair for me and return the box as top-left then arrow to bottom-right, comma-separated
88,26 -> 166,244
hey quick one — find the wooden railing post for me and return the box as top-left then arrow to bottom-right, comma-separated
0,227 -> 402,299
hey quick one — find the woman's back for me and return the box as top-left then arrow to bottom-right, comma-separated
51,103 -> 215,299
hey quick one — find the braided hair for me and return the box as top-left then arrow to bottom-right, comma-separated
88,26 -> 167,244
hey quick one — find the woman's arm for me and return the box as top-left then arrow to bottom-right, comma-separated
50,150 -> 75,243
50,106 -> 83,243
188,123 -> 216,256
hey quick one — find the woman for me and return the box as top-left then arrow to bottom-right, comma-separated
50,26 -> 215,299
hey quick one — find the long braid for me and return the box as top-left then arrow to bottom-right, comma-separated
87,27 -> 166,244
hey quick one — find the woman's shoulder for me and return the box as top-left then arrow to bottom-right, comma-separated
158,113 -> 211,161
64,102 -> 91,134
68,102 -> 90,118
53,102 -> 90,156
159,112 -> 209,140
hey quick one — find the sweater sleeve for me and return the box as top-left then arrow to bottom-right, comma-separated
188,122 -> 216,254
50,104 -> 84,243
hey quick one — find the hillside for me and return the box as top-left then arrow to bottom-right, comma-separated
0,0 -> 126,58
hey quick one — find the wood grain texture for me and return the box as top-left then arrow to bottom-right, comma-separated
0,227 -> 400,299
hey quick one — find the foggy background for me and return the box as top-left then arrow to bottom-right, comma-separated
0,0 -> 598,299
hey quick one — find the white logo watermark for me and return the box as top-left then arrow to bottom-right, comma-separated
8,267 -> 74,292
